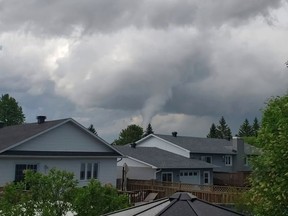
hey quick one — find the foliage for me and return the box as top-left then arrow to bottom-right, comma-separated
143,123 -> 154,137
113,124 -> 144,145
0,94 -> 25,126
242,136 -> 259,147
238,118 -> 253,137
246,94 -> 288,215
252,117 -> 260,136
207,123 -> 217,138
0,169 -> 130,216
88,124 -> 98,135
73,180 -> 129,216
0,168 -> 77,216
216,116 -> 232,139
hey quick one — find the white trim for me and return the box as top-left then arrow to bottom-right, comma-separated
225,155 -> 233,166
203,171 -> 210,185
136,134 -> 191,155
125,156 -> 158,169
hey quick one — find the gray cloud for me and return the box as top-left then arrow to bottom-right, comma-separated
0,0 -> 287,142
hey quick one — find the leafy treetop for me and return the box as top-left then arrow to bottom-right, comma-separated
113,124 -> 144,145
0,94 -> 25,126
143,123 -> 154,137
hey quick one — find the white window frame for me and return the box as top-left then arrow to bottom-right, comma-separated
80,163 -> 98,181
225,155 -> 233,166
203,171 -> 210,185
161,172 -> 173,182
244,156 -> 249,166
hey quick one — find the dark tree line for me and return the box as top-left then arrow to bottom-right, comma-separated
207,116 -> 260,140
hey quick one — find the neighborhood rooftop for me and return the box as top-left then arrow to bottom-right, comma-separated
115,146 -> 216,169
149,134 -> 259,155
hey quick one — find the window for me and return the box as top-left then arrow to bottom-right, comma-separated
15,164 -> 37,182
203,171 -> 210,185
162,172 -> 173,182
201,156 -> 212,164
80,163 -> 98,180
225,155 -> 233,166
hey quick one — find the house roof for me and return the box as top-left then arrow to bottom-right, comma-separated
143,134 -> 259,155
0,118 -> 122,156
104,192 -> 244,216
115,146 -> 216,169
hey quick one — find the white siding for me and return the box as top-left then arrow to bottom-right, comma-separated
117,158 -> 156,180
137,137 -> 190,158
12,122 -> 113,153
0,157 -> 117,187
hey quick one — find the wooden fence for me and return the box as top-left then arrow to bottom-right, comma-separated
117,179 -> 249,204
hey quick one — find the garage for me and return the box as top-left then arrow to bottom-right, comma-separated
180,170 -> 200,184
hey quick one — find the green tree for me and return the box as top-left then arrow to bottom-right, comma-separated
216,116 -> 232,139
73,180 -> 129,216
207,123 -> 217,138
143,123 -> 154,137
113,124 -> 144,145
252,117 -> 260,136
238,118 -> 253,137
246,94 -> 288,215
0,168 -> 77,216
88,124 -> 98,135
0,94 -> 25,126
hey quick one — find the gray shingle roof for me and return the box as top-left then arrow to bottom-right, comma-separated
115,146 -> 216,169
155,134 -> 259,155
104,192 -> 245,216
0,119 -> 68,152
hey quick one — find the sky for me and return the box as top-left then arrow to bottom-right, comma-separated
0,0 -> 288,143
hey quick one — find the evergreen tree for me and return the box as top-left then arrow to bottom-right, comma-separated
88,124 -> 98,136
216,116 -> 232,139
238,118 -> 253,137
252,117 -> 260,136
207,123 -> 217,138
0,94 -> 25,126
113,124 -> 144,145
143,123 -> 154,137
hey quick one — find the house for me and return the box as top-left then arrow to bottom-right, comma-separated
115,145 -> 215,185
133,133 -> 260,186
104,192 -> 244,216
0,116 -> 123,187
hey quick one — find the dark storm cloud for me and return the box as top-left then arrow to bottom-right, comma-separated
0,0 -> 287,141
0,0 -> 284,36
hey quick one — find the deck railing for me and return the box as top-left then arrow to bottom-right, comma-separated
117,179 -> 249,204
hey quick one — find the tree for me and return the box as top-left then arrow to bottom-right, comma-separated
88,124 -> 98,136
0,168 -> 77,216
252,117 -> 260,136
216,116 -> 232,139
238,118 -> 253,137
207,123 -> 217,138
0,169 -> 130,216
73,180 -> 129,216
0,94 -> 25,126
246,94 -> 288,215
143,123 -> 154,137
113,124 -> 143,145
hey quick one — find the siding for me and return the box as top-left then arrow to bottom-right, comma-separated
0,157 -> 117,187
11,122 -> 113,153
137,137 -> 190,158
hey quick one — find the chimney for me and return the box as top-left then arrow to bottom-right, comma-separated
232,137 -> 245,171
130,143 -> 136,148
37,116 -> 46,124
172,131 -> 178,137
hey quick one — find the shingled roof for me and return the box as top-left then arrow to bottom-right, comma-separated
149,134 -> 259,155
115,146 -> 216,169
104,192 -> 245,216
0,119 -> 68,153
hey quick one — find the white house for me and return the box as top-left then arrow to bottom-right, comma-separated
0,116 -> 123,187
